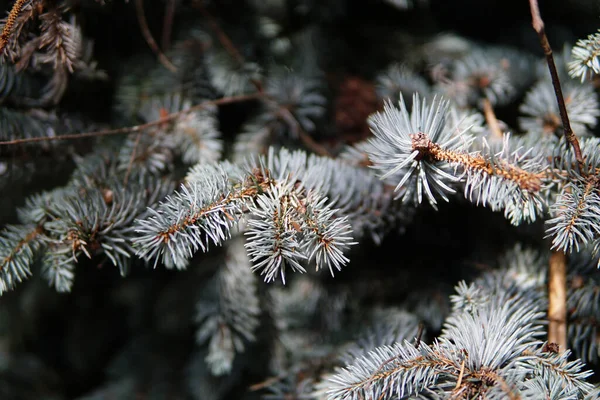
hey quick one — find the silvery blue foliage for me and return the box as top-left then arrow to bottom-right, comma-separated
434,47 -> 517,108
135,163 -> 241,270
569,30 -> 600,82
367,94 -> 469,208
325,282 -> 593,400
463,133 -> 549,225
519,79 -> 599,138
135,147 -> 357,283
0,155 -> 174,294
546,138 -> 600,257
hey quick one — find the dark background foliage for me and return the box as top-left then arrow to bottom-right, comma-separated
0,0 -> 599,399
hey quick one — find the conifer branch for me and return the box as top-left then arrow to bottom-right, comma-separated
0,224 -> 44,294
413,132 -> 543,193
135,149 -> 356,280
0,0 -> 31,57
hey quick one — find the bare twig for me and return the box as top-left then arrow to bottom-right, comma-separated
248,375 -> 284,391
134,0 -> 178,73
0,0 -> 30,56
455,359 -> 465,389
548,250 -> 567,351
482,98 -> 503,139
414,322 -> 425,349
528,0 -> 584,173
0,93 -> 263,146
528,0 -> 573,353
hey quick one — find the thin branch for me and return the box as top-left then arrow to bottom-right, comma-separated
0,93 -> 263,146
134,0 -> 178,73
528,0 -> 585,174
414,322 -> 425,349
455,359 -> 465,389
482,98 -> 503,139
548,250 -> 567,351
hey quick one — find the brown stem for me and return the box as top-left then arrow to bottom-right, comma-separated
0,93 -> 263,146
528,0 -> 585,174
0,0 -> 30,56
415,133 -> 543,192
134,0 -> 178,73
548,250 -> 568,352
482,98 -> 503,140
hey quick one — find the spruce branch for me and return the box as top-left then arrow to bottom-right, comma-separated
0,224 -> 44,294
326,282 -> 593,399
546,179 -> 600,254
519,80 -> 599,139
134,163 -> 248,270
37,7 -> 81,73
569,30 -> 600,82
367,94 -> 547,223
367,94 -> 466,208
0,0 -> 33,58
135,148 -> 356,281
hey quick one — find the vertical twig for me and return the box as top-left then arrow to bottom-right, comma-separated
134,0 -> 178,73
528,0 -> 584,173
548,250 -> 567,351
414,322 -> 425,349
528,0 -> 575,353
482,98 -> 503,139
528,0 -> 574,352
